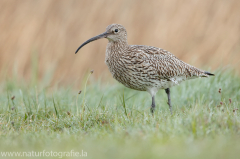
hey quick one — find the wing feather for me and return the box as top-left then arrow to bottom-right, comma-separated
126,45 -> 206,80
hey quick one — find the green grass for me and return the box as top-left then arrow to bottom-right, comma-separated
0,69 -> 240,159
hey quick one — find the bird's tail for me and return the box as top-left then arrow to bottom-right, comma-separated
198,71 -> 214,77
204,71 -> 215,76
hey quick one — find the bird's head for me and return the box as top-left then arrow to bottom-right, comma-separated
75,24 -> 127,54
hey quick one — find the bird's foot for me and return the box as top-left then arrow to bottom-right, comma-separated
167,102 -> 172,115
150,105 -> 155,115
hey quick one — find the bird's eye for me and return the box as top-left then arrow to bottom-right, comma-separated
114,29 -> 118,33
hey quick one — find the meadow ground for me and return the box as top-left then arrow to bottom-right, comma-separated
0,69 -> 240,159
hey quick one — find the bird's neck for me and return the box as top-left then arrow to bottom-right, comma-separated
105,40 -> 128,66
107,40 -> 128,54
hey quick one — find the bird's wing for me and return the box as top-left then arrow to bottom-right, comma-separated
126,45 -> 207,80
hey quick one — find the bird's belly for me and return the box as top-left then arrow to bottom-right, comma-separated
105,59 -> 186,91
108,67 -> 185,91
113,74 -> 183,91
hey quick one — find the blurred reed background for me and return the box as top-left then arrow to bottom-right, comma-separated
0,0 -> 239,86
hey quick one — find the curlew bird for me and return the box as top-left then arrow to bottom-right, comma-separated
75,24 -> 214,114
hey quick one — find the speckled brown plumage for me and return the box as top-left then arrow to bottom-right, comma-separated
75,24 -> 214,114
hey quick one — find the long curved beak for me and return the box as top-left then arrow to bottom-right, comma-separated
75,32 -> 110,54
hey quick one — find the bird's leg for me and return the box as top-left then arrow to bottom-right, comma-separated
150,96 -> 155,114
165,88 -> 172,114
